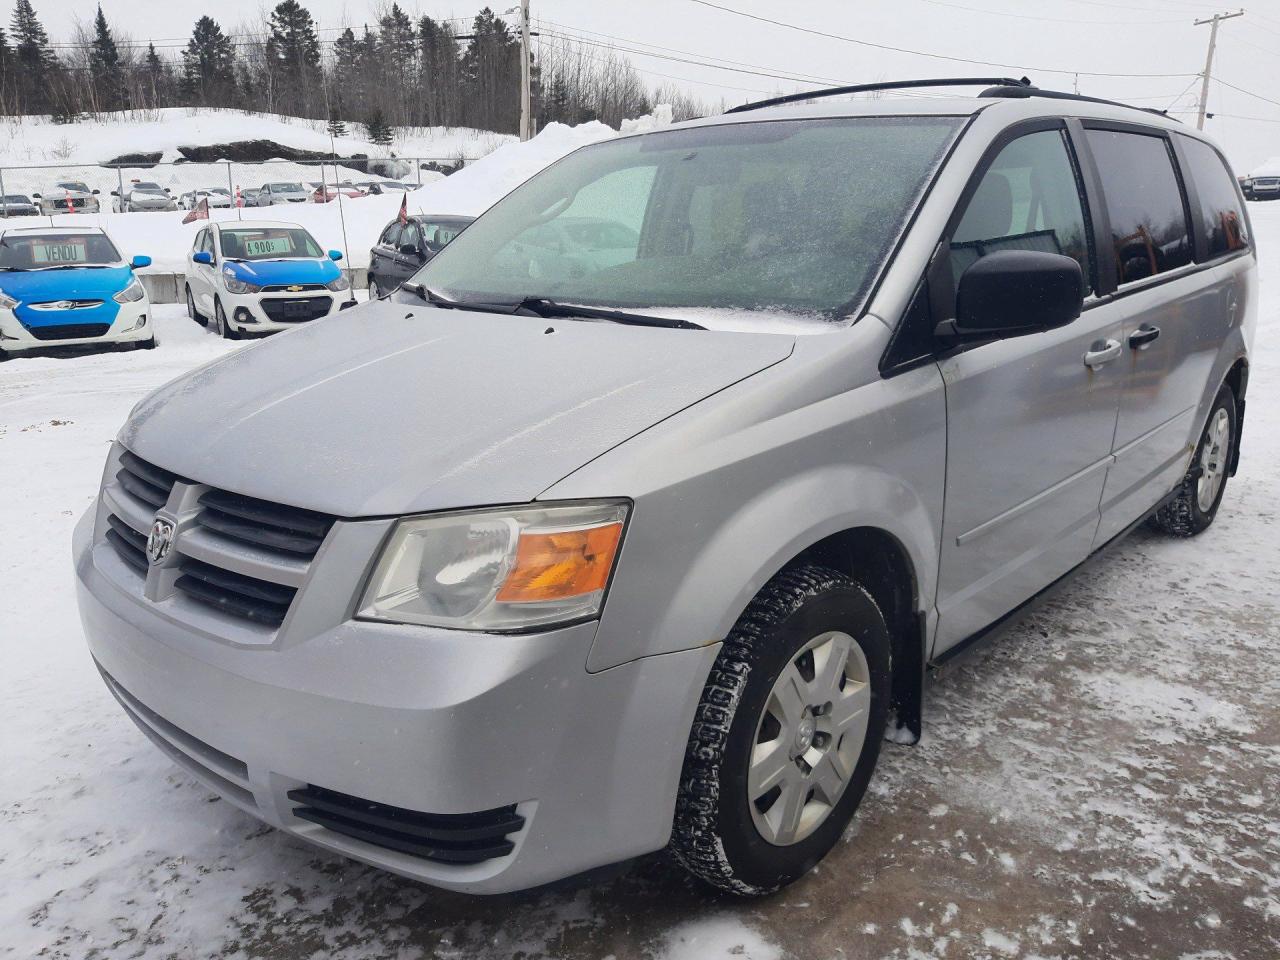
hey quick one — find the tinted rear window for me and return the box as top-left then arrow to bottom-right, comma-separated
1178,136 -> 1249,258
1086,129 -> 1192,285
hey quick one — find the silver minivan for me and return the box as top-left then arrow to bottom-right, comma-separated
74,79 -> 1255,896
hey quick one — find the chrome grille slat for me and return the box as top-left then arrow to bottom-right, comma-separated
178,526 -> 308,588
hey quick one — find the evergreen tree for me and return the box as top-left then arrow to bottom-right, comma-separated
181,16 -> 237,106
417,15 -> 458,127
460,8 -> 520,133
266,0 -> 321,116
364,108 -> 392,147
89,5 -> 125,113
326,108 -> 346,138
10,0 -> 54,111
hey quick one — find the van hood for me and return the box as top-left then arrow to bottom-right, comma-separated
121,301 -> 794,516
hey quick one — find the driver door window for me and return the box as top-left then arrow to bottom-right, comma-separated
950,129 -> 1093,296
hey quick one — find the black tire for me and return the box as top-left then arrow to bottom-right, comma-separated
671,564 -> 891,895
215,299 -> 240,341
369,278 -> 383,300
186,285 -> 206,326
1150,382 -> 1237,537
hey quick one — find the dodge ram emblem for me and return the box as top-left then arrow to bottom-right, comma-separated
146,518 -> 175,565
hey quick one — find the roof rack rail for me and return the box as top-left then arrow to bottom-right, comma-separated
977,82 -> 1180,122
724,77 -> 1032,114
725,76 -> 1179,124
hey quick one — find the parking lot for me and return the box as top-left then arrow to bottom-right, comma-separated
1,203 -> 1278,959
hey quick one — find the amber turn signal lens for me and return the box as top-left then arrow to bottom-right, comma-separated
496,522 -> 624,603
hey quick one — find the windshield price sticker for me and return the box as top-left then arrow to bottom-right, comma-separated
32,242 -> 87,264
243,236 -> 294,257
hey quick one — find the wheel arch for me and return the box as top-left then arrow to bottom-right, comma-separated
1224,356 -> 1248,475
787,526 -> 925,744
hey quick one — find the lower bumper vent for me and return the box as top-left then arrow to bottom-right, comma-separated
288,784 -> 524,864
27,322 -> 111,341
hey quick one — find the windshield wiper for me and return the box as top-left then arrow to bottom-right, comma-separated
398,286 -> 704,329
513,297 -> 706,330
39,263 -> 108,270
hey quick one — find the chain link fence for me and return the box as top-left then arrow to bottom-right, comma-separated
0,157 -> 466,216
0,158 -> 473,301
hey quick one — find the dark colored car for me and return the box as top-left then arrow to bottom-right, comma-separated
367,215 -> 473,298
0,194 -> 39,217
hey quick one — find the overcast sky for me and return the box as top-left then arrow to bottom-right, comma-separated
31,0 -> 1280,171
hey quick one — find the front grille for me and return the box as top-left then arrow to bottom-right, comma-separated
174,556 -> 296,626
196,488 -> 334,557
261,296 -> 332,323
288,785 -> 525,864
117,449 -> 181,509
105,513 -> 148,573
261,283 -> 326,293
26,322 -> 111,341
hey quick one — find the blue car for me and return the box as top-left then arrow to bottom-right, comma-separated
0,226 -> 153,359
184,220 -> 353,339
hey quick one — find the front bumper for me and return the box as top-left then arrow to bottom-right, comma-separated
222,287 -> 349,332
0,301 -> 151,352
73,503 -> 714,893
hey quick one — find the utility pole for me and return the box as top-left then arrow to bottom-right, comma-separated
519,0 -> 532,141
1194,9 -> 1244,131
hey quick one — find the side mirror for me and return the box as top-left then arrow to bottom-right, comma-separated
110,190 -> 119,196
937,250 -> 1083,343
31,193 -> 40,199
399,242 -> 420,257
192,251 -> 213,265
328,249 -> 344,261
92,189 -> 101,195
131,255 -> 152,269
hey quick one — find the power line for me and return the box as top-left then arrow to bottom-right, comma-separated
684,0 -> 1200,78
1212,76 -> 1280,109
913,0 -> 1187,26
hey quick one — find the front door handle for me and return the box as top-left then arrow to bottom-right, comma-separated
1128,323 -> 1161,349
1083,338 -> 1122,369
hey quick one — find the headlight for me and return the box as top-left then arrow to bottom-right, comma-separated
222,268 -> 261,295
327,274 -> 350,292
112,277 -> 145,304
0,287 -> 17,310
358,500 -> 629,631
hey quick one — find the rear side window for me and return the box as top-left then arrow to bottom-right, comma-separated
1178,136 -> 1249,258
950,129 -> 1093,295
1085,129 -> 1192,285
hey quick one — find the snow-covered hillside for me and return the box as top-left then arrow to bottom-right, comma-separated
0,108 -> 513,166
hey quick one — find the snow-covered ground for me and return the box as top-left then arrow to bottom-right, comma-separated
0,108 -> 513,167
1,207 -> 1277,958
0,118 -> 621,273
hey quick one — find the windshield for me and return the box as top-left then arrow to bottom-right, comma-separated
218,227 -> 323,260
133,182 -> 164,192
268,183 -> 304,192
55,182 -> 91,193
2,195 -> 30,203
412,116 -> 963,331
0,232 -> 121,268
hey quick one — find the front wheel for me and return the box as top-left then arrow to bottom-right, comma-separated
214,300 -> 241,341
671,564 -> 891,895
1150,383 -> 1237,537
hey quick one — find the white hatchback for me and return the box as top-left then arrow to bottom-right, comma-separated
183,220 -> 353,339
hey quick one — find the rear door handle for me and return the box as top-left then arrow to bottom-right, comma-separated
1083,338 -> 1122,369
1128,323 -> 1161,349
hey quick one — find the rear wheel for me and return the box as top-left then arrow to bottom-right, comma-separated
185,286 -> 205,325
369,277 -> 384,300
671,564 -> 891,895
1150,383 -> 1236,536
